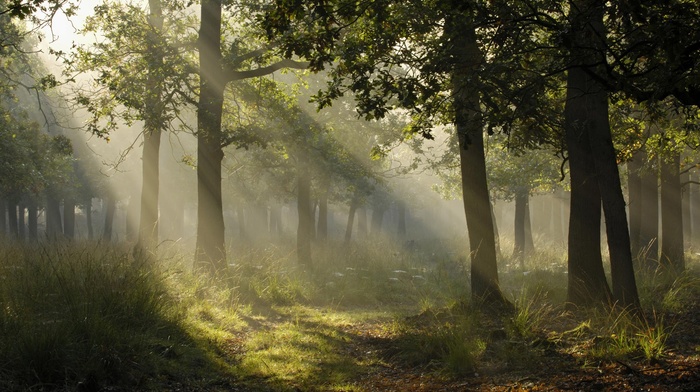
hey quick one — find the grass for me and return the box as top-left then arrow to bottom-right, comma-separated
1,236 -> 698,390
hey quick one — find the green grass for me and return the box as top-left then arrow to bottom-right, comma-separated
1,237 -> 699,390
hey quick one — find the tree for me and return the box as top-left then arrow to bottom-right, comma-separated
194,0 -> 306,270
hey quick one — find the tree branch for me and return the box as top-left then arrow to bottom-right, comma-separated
225,59 -> 309,82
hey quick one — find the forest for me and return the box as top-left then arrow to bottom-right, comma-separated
1,0 -> 700,390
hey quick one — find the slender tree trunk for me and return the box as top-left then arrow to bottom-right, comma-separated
27,202 -> 37,241
195,0 -> 226,269
7,203 -> 18,239
297,156 -> 312,265
691,173 -> 700,248
513,187 -> 527,268
448,12 -> 504,304
627,156 -> 643,258
524,196 -> 534,253
102,197 -> 116,242
344,198 -> 358,244
63,197 -> 75,239
137,0 -> 165,251
0,199 -> 6,236
491,200 -> 501,258
639,153 -> 659,266
660,154 -> 684,272
86,198 -> 94,240
317,173 -> 330,241
681,171 -> 691,246
17,204 -> 25,241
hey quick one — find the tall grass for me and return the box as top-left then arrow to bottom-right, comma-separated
0,242 -> 181,391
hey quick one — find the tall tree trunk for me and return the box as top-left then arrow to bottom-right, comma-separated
448,12 -> 504,304
627,156 -> 643,258
692,173 -> 700,248
660,154 -> 684,272
317,173 -> 330,241
297,156 -> 312,265
7,203 -> 18,239
513,187 -> 528,268
102,197 -> 116,242
63,197 -> 75,239
344,198 -> 358,244
27,202 -> 37,241
46,195 -> 63,240
138,0 -> 164,251
681,171 -> 691,246
563,67 -> 612,307
0,199 -> 6,236
195,0 -> 227,269
566,0 -> 639,308
524,196 -> 534,253
491,200 -> 501,258
639,153 -> 659,266
86,198 -> 94,240
17,204 -> 25,241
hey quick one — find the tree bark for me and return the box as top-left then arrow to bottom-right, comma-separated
317,173 -> 330,241
660,154 -> 684,272
639,153 -> 659,266
102,197 -> 116,242
627,156 -> 643,258
563,67 -> 612,307
46,195 -> 63,240
344,198 -> 358,244
448,12 -> 505,305
692,173 -> 700,248
195,0 -> 227,269
513,187 -> 528,268
86,198 -> 94,240
63,197 -> 75,239
7,203 -> 18,239
137,0 -> 165,251
297,155 -> 313,265
681,171 -> 691,246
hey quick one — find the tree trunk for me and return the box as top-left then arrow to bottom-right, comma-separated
46,195 -> 63,240
563,66 -> 612,307
513,187 -> 527,268
86,198 -> 94,240
681,171 -> 691,246
237,206 -> 246,240
136,0 -> 164,250
344,198 -> 358,244
102,197 -> 116,242
639,153 -> 659,266
317,173 -> 330,241
17,204 -> 25,241
7,203 -> 18,239
551,191 -> 564,242
195,0 -> 227,269
297,156 -> 312,265
27,202 -> 37,241
691,173 -> 700,248
448,12 -> 504,305
660,154 -> 684,272
63,197 -> 75,239
627,156 -> 643,258
0,199 -> 6,235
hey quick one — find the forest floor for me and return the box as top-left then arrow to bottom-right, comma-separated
152,289 -> 700,392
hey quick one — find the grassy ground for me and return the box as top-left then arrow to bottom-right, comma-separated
1,237 -> 699,391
